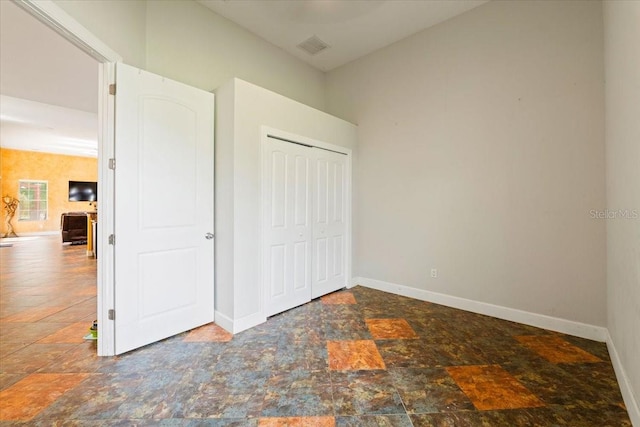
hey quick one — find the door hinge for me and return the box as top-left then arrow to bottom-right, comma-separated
108,158 -> 116,170
109,84 -> 116,95
108,234 -> 115,245
108,309 -> 115,320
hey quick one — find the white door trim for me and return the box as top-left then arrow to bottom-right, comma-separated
262,126 -> 352,156
15,0 -> 122,355
12,0 -> 121,63
260,126 -> 352,317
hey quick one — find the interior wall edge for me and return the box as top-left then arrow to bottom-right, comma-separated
606,332 -> 640,427
353,276 -> 608,342
214,309 -> 266,335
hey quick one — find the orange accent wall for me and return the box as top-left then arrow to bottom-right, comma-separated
1,148 -> 97,234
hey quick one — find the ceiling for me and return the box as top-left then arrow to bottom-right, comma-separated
0,0 -> 487,158
198,0 -> 488,71
0,1 -> 99,158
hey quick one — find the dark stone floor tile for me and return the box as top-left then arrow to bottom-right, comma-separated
214,346 -> 277,373
561,335 -> 611,361
331,370 -> 405,416
389,368 -> 475,414
30,420 -> 106,427
204,370 -> 270,396
467,315 -> 553,338
106,342 -> 222,374
180,420 -> 258,427
111,370 -> 200,419
463,336 -> 536,364
278,324 -> 326,346
182,392 -> 264,419
505,358 -> 626,409
363,302 -> 437,322
322,304 -> 365,320
411,408 -> 547,427
324,318 -> 372,340
34,373 -> 145,420
100,420 -> 159,427
526,405 -> 633,427
335,414 -> 413,426
180,373 -> 267,418
261,369 -> 334,417
260,390 -> 334,417
502,358 -> 580,406
404,319 -> 454,343
410,411 -> 486,426
557,362 -> 627,408
227,329 -> 282,349
274,342 -> 327,371
266,369 -> 331,390
376,340 -> 486,369
0,421 -> 30,427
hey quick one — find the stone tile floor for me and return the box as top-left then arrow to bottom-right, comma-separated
0,236 -> 632,426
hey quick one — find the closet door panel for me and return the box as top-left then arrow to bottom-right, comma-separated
263,139 -> 312,316
312,149 -> 347,298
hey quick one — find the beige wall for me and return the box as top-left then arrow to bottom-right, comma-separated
55,0 -> 147,68
1,148 -> 97,234
144,1 -> 326,111
604,0 -> 640,417
55,0 -> 326,111
326,0 -> 606,326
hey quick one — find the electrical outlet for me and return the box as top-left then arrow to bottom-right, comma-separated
431,268 -> 437,278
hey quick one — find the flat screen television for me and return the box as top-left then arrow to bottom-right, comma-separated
68,181 -> 97,202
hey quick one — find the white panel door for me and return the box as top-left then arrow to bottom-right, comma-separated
312,148 -> 348,298
263,138 -> 312,316
114,63 -> 214,354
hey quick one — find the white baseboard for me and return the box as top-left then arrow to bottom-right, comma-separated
214,311 -> 234,334
606,332 -> 640,426
353,276 -> 608,342
214,310 -> 266,335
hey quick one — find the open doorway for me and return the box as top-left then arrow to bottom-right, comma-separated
0,1 -> 101,354
4,0 -> 217,357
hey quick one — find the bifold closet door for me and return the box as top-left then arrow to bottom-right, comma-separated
263,138 -> 313,317
312,149 -> 347,298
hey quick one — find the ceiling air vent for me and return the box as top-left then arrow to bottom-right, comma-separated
297,35 -> 330,56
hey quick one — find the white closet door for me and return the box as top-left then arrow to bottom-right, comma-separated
312,148 -> 348,298
263,138 -> 312,316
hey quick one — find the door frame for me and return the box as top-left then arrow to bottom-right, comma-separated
15,0 -> 121,355
260,126 -> 352,316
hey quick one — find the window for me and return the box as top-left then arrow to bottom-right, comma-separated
18,180 -> 48,221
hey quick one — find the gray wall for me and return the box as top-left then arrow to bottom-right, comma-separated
56,0 -> 326,111
145,1 -> 326,111
56,0 -> 147,69
326,0 -> 606,327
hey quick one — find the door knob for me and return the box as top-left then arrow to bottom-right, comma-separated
205,232 -> 214,240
